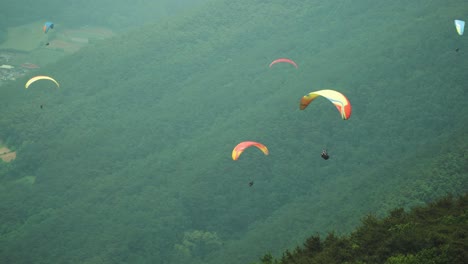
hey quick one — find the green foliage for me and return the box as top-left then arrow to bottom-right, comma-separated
261,194 -> 467,264
0,0 -> 467,263
0,28 -> 6,44
0,0 -> 208,31
173,230 -> 222,262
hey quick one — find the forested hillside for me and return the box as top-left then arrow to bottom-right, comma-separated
0,0 -> 467,263
0,0 -> 206,31
256,194 -> 467,264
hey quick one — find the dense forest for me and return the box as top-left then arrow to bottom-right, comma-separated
256,194 -> 467,264
0,0 -> 467,263
0,0 -> 207,42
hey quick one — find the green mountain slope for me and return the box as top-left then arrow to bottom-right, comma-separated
0,0 -> 467,263
0,0 -> 208,31
256,194 -> 467,264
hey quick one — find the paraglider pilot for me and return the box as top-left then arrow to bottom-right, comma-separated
321,149 -> 329,160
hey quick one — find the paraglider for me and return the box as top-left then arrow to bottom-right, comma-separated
300,89 -> 352,120
232,141 -> 269,160
455,20 -> 465,36
269,58 -> 298,69
43,22 -> 54,33
25,76 -> 60,89
321,149 -> 329,160
21,63 -> 39,69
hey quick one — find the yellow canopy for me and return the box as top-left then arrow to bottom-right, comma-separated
25,76 -> 60,89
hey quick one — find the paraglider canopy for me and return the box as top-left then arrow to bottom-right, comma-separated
300,89 -> 352,120
232,141 -> 269,160
269,58 -> 298,68
25,76 -> 60,89
43,22 -> 54,33
455,20 -> 465,35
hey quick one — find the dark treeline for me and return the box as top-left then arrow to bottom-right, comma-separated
257,194 -> 467,264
